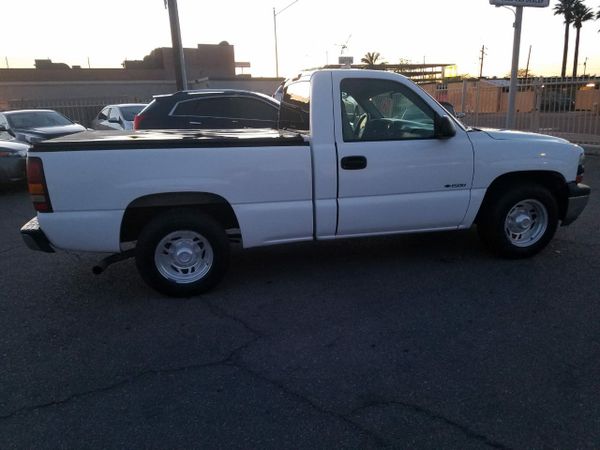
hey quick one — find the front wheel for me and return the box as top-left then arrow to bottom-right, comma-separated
135,210 -> 230,297
478,184 -> 559,258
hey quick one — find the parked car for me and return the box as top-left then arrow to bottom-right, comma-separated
21,70 -> 589,297
0,109 -> 85,145
134,90 -> 279,130
0,140 -> 28,184
91,104 -> 147,130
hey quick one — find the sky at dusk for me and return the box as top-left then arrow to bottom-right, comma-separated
2,0 -> 600,78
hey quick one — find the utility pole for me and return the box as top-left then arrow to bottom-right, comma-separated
524,45 -> 532,80
506,6 -> 523,129
4,57 -> 8,69
583,57 -> 588,77
165,0 -> 188,91
273,7 -> 279,78
273,0 -> 300,78
479,45 -> 487,78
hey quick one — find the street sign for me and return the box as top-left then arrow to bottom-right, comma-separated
489,0 -> 549,7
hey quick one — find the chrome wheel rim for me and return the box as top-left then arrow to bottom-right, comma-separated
154,230 -> 213,284
504,199 -> 548,248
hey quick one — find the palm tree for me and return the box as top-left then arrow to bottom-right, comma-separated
554,0 -> 580,77
361,52 -> 382,69
571,2 -> 595,77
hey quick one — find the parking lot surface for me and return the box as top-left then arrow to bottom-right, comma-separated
1,157 -> 599,449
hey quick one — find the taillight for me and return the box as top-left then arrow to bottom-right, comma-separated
133,114 -> 144,130
27,157 -> 53,213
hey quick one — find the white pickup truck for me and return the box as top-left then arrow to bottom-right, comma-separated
21,70 -> 590,296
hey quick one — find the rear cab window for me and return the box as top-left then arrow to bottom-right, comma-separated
279,81 -> 310,133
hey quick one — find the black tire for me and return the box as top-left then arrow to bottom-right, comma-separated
477,183 -> 559,259
135,209 -> 230,297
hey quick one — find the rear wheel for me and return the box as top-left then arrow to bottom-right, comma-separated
135,210 -> 229,297
478,184 -> 559,258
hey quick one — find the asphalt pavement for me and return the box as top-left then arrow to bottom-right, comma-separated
0,157 -> 599,449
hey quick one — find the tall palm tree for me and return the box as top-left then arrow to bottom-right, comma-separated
361,52 -> 382,69
571,2 -> 595,77
554,0 -> 580,77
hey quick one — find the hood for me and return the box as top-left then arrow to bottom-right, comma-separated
479,128 -> 569,144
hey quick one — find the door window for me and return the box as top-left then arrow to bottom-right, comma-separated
228,98 -> 277,122
108,108 -> 120,121
340,78 -> 435,142
97,107 -> 109,120
172,96 -> 277,122
0,114 -> 10,140
173,97 -> 230,117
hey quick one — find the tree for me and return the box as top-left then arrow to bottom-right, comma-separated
503,69 -> 537,78
554,0 -> 580,77
361,52 -> 384,69
572,2 -> 595,77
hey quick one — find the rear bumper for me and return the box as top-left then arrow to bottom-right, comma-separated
21,217 -> 54,253
562,183 -> 591,226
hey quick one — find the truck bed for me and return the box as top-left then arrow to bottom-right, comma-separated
34,129 -> 307,151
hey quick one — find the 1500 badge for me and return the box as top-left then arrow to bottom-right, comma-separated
444,183 -> 467,189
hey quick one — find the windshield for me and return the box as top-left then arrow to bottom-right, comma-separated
120,105 -> 146,121
7,111 -> 73,129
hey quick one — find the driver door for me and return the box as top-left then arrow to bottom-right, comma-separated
332,72 -> 474,236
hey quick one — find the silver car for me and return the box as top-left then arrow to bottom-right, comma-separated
91,104 -> 147,131
0,140 -> 28,184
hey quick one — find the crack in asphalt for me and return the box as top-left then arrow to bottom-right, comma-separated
230,364 -> 389,447
202,299 -> 265,338
0,302 -> 388,447
0,335 -> 260,422
349,400 -> 511,449
0,333 -> 387,447
0,302 -> 507,448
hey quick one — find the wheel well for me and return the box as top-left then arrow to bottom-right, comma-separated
120,192 -> 240,243
476,171 -> 569,222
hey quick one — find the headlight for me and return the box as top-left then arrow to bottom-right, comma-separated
25,135 -> 45,144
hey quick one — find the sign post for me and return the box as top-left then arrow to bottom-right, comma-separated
506,6 -> 523,129
489,0 -> 549,129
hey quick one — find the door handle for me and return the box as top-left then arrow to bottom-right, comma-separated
341,156 -> 367,170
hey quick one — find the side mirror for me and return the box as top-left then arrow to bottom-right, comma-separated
435,115 -> 456,139
439,101 -> 457,117
108,117 -> 120,124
